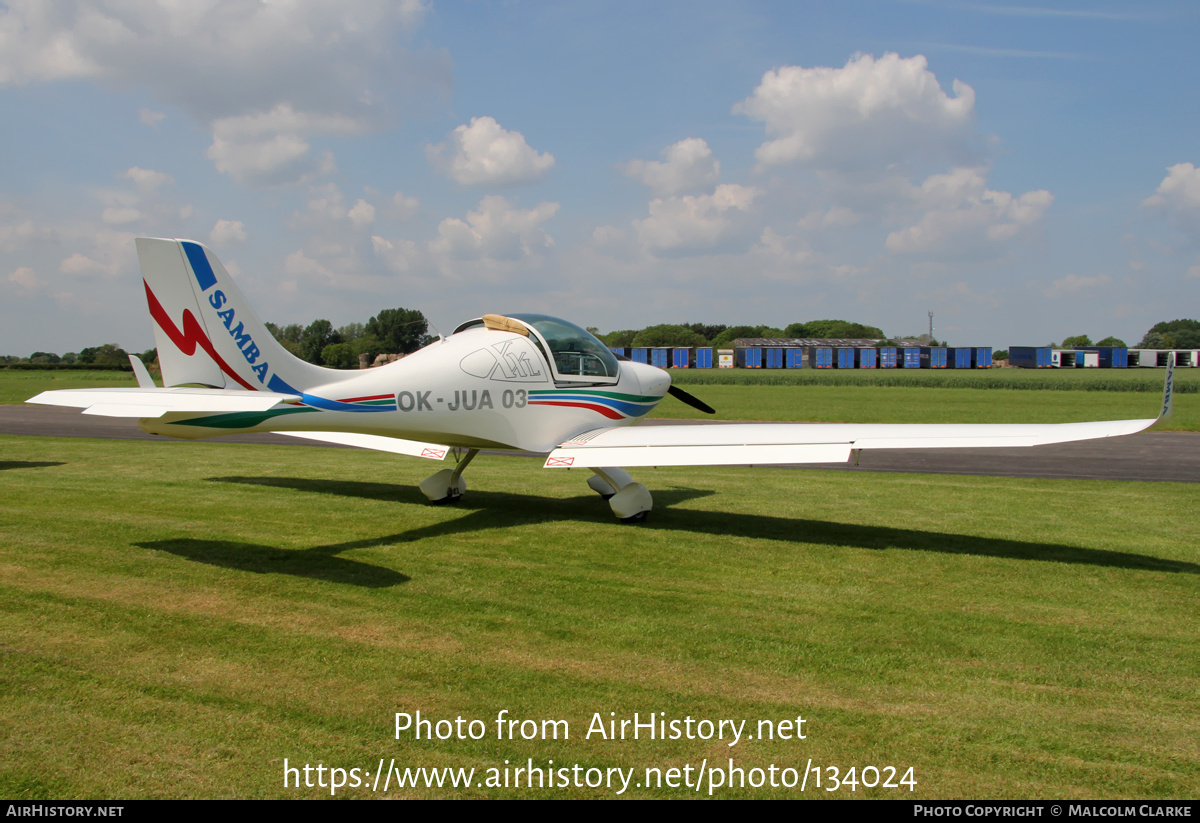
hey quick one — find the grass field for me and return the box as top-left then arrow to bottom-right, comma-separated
2,434 -> 1197,799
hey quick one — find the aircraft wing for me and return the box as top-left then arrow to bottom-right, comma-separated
542,418 -> 1159,468
547,352 -> 1176,469
26,387 -> 300,418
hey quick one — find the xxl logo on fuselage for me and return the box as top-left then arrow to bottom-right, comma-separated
459,339 -> 548,383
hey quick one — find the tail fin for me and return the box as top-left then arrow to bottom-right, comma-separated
136,238 -> 337,393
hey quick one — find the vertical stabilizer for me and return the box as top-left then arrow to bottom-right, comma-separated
136,238 -> 338,393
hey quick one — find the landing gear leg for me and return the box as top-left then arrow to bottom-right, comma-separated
589,467 -> 652,523
419,448 -> 479,504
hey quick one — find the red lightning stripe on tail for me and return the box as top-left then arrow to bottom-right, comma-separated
143,280 -> 257,391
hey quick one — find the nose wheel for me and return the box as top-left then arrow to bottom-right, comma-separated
589,468 -> 652,522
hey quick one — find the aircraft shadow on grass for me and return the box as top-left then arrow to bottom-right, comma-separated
135,536 -> 412,588
0,461 -> 66,470
190,475 -> 1200,578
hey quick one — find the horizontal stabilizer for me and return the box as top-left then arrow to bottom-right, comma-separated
27,387 -> 299,418
276,431 -> 450,460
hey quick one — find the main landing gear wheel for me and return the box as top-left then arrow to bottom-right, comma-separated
418,469 -> 466,503
419,448 -> 478,505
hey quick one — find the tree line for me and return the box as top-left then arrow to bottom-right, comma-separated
594,320 -> 891,349
264,307 -> 432,368
4,318 -> 1197,369
1051,321 -> 1200,350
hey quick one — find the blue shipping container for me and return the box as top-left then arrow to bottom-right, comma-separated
878,347 -> 898,368
973,347 -> 993,368
946,347 -> 972,369
899,348 -> 921,368
807,346 -> 833,368
835,347 -> 855,368
1009,346 -> 1052,368
736,347 -> 762,368
765,348 -> 784,369
670,348 -> 690,368
786,349 -> 804,368
694,347 -> 713,369
608,347 -> 628,359
650,348 -> 669,368
920,347 -> 947,368
856,348 -> 877,369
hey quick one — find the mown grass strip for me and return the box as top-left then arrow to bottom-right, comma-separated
1,434 -> 1197,798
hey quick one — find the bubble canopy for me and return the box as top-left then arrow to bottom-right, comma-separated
453,314 -> 620,384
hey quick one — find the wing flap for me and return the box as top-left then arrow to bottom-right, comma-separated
276,431 -> 450,460
545,443 -> 852,468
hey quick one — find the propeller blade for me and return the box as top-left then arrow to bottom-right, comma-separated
668,384 -> 716,415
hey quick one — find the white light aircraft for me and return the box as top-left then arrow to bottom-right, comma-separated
28,239 -> 1175,521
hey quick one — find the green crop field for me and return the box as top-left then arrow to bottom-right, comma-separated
2,434 -> 1197,799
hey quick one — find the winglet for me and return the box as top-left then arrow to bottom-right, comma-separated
1160,352 -> 1175,421
128,354 -> 157,389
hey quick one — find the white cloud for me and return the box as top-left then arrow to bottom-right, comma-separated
633,184 -> 761,253
101,207 -> 144,225
621,138 -> 720,196
120,167 -> 173,193
138,108 -> 165,127
283,249 -> 336,283
372,235 -> 420,273
206,104 -> 358,186
0,218 -> 42,253
797,206 -> 860,231
290,184 -> 377,230
427,117 -> 556,186
734,52 -> 976,172
348,199 -> 376,228
0,1 -> 431,114
431,196 -> 559,260
390,191 -> 420,220
1143,162 -> 1200,232
57,229 -> 135,278
0,2 -> 447,185
8,266 -> 41,293
299,183 -> 351,223
1043,273 -> 1112,298
885,167 -> 1052,257
753,227 -> 815,265
210,219 -> 247,246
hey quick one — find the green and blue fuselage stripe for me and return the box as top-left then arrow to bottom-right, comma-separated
528,389 -> 659,418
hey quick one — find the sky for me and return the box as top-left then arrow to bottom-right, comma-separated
1,0 -> 1198,355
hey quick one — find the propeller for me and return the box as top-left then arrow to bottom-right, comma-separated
668,384 -> 716,415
